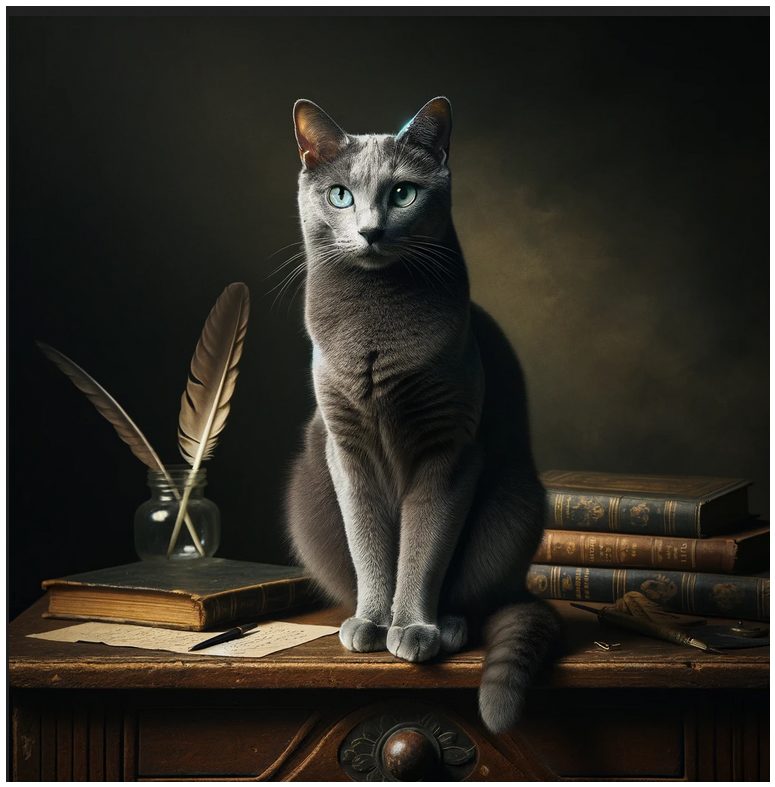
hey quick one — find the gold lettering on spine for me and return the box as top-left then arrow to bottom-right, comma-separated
554,494 -> 564,527
681,573 -> 697,613
550,566 -> 561,598
651,538 -> 665,568
609,496 -> 621,532
681,540 -> 693,569
613,568 -> 624,601
664,500 -> 677,536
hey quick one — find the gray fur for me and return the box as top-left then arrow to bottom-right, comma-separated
285,97 -> 559,732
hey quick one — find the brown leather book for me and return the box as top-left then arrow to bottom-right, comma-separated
540,470 -> 751,538
42,559 -> 318,630
534,525 -> 769,574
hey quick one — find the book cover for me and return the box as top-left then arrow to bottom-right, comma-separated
42,558 -> 318,630
540,470 -> 751,538
533,525 -> 769,573
527,563 -> 769,621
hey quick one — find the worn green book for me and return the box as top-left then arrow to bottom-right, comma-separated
42,559 -> 317,630
527,564 -> 769,621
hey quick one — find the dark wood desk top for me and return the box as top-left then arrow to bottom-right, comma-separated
10,597 -> 768,691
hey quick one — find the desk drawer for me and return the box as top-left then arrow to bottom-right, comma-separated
11,688 -> 769,781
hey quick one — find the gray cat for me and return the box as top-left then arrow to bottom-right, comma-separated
285,96 -> 559,734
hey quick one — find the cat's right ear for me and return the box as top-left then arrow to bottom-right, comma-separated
293,100 -> 349,170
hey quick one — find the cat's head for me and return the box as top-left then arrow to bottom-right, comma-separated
293,97 -> 453,270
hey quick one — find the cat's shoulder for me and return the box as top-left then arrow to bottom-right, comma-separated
469,302 -> 524,371
470,302 -> 508,343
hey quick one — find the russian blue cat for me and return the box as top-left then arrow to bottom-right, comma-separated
285,96 -> 558,733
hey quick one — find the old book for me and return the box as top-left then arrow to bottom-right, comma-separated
42,559 -> 317,631
541,470 -> 751,538
533,525 -> 769,574
527,564 -> 769,621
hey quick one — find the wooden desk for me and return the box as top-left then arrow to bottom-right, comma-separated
10,598 -> 769,781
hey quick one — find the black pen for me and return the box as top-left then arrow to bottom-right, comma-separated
188,623 -> 260,652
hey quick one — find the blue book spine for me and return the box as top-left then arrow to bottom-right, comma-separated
546,492 -> 703,537
527,564 -> 769,621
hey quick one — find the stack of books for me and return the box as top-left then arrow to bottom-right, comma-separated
528,471 -> 769,621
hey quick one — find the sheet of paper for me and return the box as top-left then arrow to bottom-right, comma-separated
28,620 -> 339,658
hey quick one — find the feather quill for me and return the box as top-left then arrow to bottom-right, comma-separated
37,342 -> 205,555
167,282 -> 250,556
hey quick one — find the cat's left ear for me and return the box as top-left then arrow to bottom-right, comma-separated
396,96 -> 452,164
293,99 -> 349,170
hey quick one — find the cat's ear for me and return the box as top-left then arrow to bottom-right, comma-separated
293,99 -> 349,170
396,96 -> 452,163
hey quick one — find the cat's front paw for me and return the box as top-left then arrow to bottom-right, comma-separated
339,616 -> 388,652
387,623 -> 441,662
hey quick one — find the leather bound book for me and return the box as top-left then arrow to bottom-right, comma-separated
541,470 -> 751,538
42,559 -> 318,630
533,525 -> 769,574
527,564 -> 769,621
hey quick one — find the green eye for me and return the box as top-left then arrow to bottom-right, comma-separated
390,182 -> 417,208
328,185 -> 354,208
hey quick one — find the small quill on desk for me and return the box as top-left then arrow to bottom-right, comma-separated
571,602 -> 723,654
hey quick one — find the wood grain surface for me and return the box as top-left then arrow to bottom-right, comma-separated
10,597 -> 768,691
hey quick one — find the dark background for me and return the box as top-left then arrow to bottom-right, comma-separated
9,11 -> 769,618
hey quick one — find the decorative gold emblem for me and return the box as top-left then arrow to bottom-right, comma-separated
712,582 -> 744,612
569,496 -> 606,527
640,574 -> 677,603
629,502 -> 651,527
527,573 -> 548,593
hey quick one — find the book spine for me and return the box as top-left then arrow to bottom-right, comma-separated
534,531 -> 737,573
546,492 -> 703,537
199,579 -> 317,628
527,564 -> 769,621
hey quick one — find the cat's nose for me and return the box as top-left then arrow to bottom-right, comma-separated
359,227 -> 384,245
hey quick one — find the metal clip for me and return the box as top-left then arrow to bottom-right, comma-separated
729,620 -> 769,638
594,640 -> 622,651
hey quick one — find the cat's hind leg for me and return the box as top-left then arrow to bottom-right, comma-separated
439,614 -> 468,653
285,411 -> 356,607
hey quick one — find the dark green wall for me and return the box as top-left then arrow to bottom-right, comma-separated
9,12 -> 768,617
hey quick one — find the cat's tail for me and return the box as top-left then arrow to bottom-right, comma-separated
478,598 -> 561,734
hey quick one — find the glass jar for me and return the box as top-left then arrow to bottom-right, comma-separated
134,466 -> 220,561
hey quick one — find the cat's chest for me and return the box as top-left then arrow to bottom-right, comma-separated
312,342 -> 409,405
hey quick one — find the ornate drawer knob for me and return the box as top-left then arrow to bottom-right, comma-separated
381,727 -> 439,781
339,706 -> 477,781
